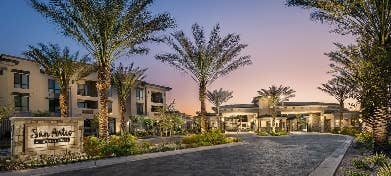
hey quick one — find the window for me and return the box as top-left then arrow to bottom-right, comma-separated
240,115 -> 248,122
14,95 -> 29,112
78,81 -> 97,97
0,69 -> 3,75
108,118 -> 116,135
136,88 -> 144,100
136,103 -> 144,115
49,98 -> 60,113
14,72 -> 29,89
151,106 -> 163,112
77,84 -> 87,96
151,92 -> 163,103
48,79 -> 60,94
108,101 -> 112,113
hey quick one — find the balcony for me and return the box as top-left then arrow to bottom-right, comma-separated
77,81 -> 98,97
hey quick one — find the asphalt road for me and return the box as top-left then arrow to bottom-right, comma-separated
51,133 -> 346,176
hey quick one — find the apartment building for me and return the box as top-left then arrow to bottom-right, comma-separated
210,96 -> 359,132
0,54 -> 171,134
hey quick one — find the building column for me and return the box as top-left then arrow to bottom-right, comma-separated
320,114 -> 325,133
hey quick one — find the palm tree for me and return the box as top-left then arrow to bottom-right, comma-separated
30,0 -> 175,138
287,0 -> 391,152
112,63 -> 146,134
207,88 -> 233,130
24,43 -> 91,119
156,23 -> 252,132
257,85 -> 296,132
318,77 -> 353,130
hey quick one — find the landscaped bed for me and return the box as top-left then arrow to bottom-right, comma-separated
257,130 -> 289,136
0,130 -> 240,171
335,132 -> 391,176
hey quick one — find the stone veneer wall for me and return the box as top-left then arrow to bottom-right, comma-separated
10,117 -> 84,160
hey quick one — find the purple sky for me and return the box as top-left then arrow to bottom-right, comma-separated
0,0 -> 354,115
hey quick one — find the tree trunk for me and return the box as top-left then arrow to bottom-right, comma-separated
272,107 -> 276,133
59,87 -> 68,119
119,99 -> 126,134
96,65 -> 111,138
339,99 -> 344,129
217,106 -> 222,131
199,82 -> 207,133
373,107 -> 389,152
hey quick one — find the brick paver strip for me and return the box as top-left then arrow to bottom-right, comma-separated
309,135 -> 353,176
0,142 -> 244,176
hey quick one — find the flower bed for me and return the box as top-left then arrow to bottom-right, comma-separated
0,131 -> 240,171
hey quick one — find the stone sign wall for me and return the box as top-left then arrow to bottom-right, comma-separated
10,117 -> 84,160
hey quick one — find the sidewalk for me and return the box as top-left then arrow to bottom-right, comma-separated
309,135 -> 354,176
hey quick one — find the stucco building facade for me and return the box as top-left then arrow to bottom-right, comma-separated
211,96 -> 359,132
0,54 -> 171,134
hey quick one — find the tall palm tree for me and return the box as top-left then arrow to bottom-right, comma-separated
287,0 -> 391,151
156,23 -> 252,132
257,85 -> 296,132
30,0 -> 175,138
24,43 -> 91,119
112,63 -> 146,134
318,77 -> 353,129
207,88 -> 233,130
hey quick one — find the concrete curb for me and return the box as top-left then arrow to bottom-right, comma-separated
309,135 -> 353,176
0,142 -> 244,176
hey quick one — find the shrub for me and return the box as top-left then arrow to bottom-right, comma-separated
365,153 -> 389,166
101,134 -> 137,157
84,133 -> 137,157
344,170 -> 369,176
378,163 -> 391,176
356,132 -> 374,150
258,130 -> 288,136
332,127 -> 341,134
257,131 -> 269,136
340,127 -> 361,136
134,142 -> 152,154
84,136 -> 104,158
182,130 -> 234,147
352,158 -> 370,170
276,130 -> 288,136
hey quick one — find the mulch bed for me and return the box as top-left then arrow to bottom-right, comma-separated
335,140 -> 376,176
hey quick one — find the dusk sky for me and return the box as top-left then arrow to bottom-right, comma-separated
0,0 -> 355,115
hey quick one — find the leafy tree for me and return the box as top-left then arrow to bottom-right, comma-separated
287,0 -> 391,151
257,85 -> 296,132
112,63 -> 146,134
156,23 -> 252,132
24,43 -> 91,119
207,88 -> 233,130
0,105 -> 13,121
318,77 -> 354,129
153,101 -> 185,136
30,0 -> 175,138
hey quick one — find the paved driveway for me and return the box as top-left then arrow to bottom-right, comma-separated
52,134 -> 346,176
